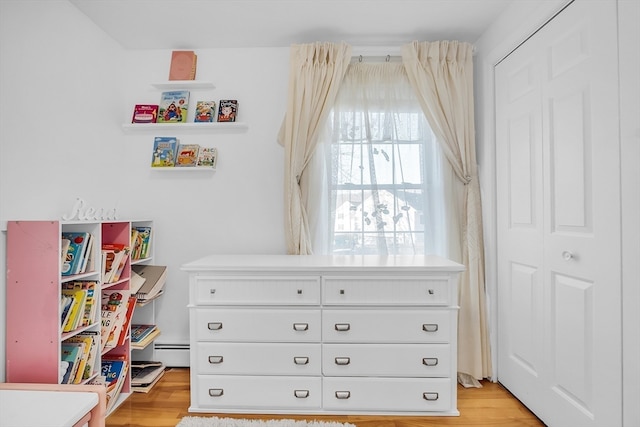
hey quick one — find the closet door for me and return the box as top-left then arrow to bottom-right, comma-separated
495,1 -> 621,426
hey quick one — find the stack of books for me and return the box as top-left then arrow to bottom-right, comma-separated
131,360 -> 166,393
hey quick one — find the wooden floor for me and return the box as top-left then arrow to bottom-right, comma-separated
106,368 -> 545,427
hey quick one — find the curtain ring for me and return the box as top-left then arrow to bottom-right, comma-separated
386,55 -> 390,62
358,55 -> 363,63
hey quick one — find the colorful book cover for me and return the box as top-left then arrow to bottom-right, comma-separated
117,296 -> 138,346
63,281 -> 97,327
196,147 -> 217,168
61,232 -> 91,276
101,289 -> 132,351
61,342 -> 84,384
157,90 -> 189,123
217,99 -> 238,122
64,334 -> 93,383
60,288 -> 87,332
101,357 -> 128,411
67,331 -> 99,380
151,136 -> 178,167
130,324 -> 158,343
194,101 -> 216,122
134,226 -> 152,259
175,143 -> 200,167
131,104 -> 159,123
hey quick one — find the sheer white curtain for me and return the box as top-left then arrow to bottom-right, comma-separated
311,61 -> 456,257
402,40 -> 492,385
277,42 -> 352,255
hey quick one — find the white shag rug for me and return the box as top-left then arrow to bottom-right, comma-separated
176,416 -> 356,427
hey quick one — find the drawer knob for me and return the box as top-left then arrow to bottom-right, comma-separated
297,289 -> 303,294
335,391 -> 351,399
207,322 -> 223,331
294,389 -> 310,398
208,355 -> 224,364
335,357 -> 351,365
334,323 -> 351,332
428,289 -> 435,295
422,323 -> 438,332
294,357 -> 309,365
210,288 -> 216,294
423,392 -> 439,401
293,323 -> 309,331
209,388 -> 224,397
422,357 -> 439,366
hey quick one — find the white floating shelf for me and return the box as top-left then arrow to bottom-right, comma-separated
151,80 -> 215,90
122,122 -> 247,133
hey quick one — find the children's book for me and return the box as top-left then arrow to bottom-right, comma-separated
175,143 -> 200,167
194,101 -> 216,122
117,296 -> 137,347
157,91 -> 189,123
133,226 -> 152,259
131,104 -> 159,123
60,238 -> 70,270
61,342 -> 84,384
63,281 -> 97,327
61,232 -> 91,276
101,357 -> 128,411
100,289 -> 132,351
67,330 -> 99,381
168,50 -> 197,81
61,288 -> 87,332
151,137 -> 178,167
217,99 -> 238,122
196,147 -> 218,168
130,324 -> 158,343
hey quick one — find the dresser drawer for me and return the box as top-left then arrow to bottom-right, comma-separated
323,377 -> 452,412
322,276 -> 451,306
196,375 -> 322,409
194,276 -> 320,305
194,308 -> 321,342
196,342 -> 322,375
322,309 -> 452,343
322,344 -> 451,377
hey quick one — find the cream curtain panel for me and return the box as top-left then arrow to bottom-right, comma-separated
402,40 -> 492,384
277,42 -> 352,254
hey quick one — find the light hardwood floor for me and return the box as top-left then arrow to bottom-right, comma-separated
106,368 -> 545,427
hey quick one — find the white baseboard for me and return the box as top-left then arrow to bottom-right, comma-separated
153,343 -> 190,367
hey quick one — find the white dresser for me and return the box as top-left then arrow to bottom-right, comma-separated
182,254 -> 464,416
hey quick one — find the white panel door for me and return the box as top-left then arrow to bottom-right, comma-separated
496,1 -> 621,426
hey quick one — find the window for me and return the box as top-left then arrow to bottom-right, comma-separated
324,62 -> 447,256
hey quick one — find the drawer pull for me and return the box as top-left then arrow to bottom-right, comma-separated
335,391 -> 351,399
294,357 -> 309,365
335,357 -> 351,365
297,289 -> 303,294
294,389 -> 310,398
422,357 -> 439,366
423,392 -> 439,401
293,323 -> 309,331
334,323 -> 351,331
208,355 -> 224,364
422,323 -> 438,332
207,322 -> 223,330
208,388 -> 224,397
210,288 -> 216,294
428,289 -> 435,295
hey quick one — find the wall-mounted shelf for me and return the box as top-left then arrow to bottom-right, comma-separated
122,122 -> 247,133
150,167 -> 215,171
151,81 -> 215,90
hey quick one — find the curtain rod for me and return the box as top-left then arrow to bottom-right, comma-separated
351,44 -> 477,58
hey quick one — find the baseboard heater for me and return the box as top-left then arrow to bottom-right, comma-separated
153,343 -> 190,367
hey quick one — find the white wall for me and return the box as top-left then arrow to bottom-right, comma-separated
0,0 -> 289,379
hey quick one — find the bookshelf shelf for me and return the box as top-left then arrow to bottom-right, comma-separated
5,219 -> 154,415
122,122 -> 247,133
150,80 -> 215,90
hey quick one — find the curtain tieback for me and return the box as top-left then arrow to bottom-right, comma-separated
463,174 -> 472,185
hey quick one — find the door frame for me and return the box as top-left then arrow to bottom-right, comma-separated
474,0 -> 639,424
